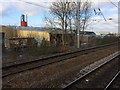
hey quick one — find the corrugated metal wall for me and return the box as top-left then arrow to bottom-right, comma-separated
0,26 -> 50,48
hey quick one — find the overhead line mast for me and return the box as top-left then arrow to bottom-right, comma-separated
76,1 -> 81,49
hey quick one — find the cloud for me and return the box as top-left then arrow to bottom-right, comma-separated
0,1 -> 13,16
89,1 -> 118,33
0,0 -> 50,17
89,14 -> 118,33
0,0 -> 119,33
0,0 -> 118,17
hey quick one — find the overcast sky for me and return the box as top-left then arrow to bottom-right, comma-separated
0,0 -> 119,33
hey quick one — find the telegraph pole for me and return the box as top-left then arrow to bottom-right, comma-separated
76,1 -> 81,48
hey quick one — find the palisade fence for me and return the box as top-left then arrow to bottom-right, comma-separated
5,37 -> 120,55
1,26 -> 119,56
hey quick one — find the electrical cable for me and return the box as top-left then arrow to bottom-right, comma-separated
17,0 -> 49,9
108,0 -> 120,9
18,0 -> 108,22
98,8 -> 107,21
108,0 -> 118,8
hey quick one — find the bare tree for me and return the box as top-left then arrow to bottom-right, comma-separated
80,1 -> 92,46
50,0 -> 73,45
49,0 -> 92,47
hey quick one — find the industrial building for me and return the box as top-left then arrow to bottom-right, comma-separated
0,26 -> 96,48
0,14 -> 96,49
0,26 -> 50,48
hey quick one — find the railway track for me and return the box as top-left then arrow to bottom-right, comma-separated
104,71 -> 120,89
62,51 -> 120,89
2,42 -> 119,77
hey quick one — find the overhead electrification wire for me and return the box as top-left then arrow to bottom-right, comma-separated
92,0 -> 107,21
17,0 -> 49,9
18,0 -> 108,22
98,8 -> 107,21
93,8 -> 107,21
108,0 -> 120,8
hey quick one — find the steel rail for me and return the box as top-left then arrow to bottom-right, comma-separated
3,42 -> 119,68
2,42 -> 119,78
62,51 -> 120,89
104,71 -> 120,90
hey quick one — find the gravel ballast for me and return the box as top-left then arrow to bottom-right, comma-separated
3,44 -> 119,88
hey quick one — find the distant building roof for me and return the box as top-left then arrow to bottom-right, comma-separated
80,31 -> 96,37
6,26 -> 63,32
8,26 -> 46,31
1,25 -> 96,36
